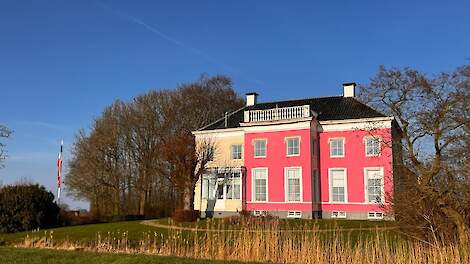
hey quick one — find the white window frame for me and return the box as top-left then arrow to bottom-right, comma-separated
367,212 -> 384,220
231,144 -> 243,160
252,167 -> 268,202
328,168 -> 348,203
253,210 -> 267,217
329,138 -> 345,158
287,211 -> 302,219
253,139 -> 267,158
364,136 -> 381,157
285,136 -> 300,157
284,167 -> 303,202
225,171 -> 242,200
331,211 -> 346,218
364,167 -> 384,204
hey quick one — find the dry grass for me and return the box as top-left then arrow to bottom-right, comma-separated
18,219 -> 470,264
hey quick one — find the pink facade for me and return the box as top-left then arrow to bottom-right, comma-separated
243,124 -> 394,219
318,128 -> 393,215
245,128 -> 313,212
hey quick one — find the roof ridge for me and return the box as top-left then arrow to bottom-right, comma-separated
255,95 -> 343,105
197,106 -> 246,131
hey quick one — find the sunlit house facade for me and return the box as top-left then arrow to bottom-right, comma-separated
193,83 -> 400,220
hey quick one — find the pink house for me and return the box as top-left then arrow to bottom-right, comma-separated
194,83 -> 400,220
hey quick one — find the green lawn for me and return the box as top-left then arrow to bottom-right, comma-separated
0,220 -> 166,245
0,247 -> 255,264
0,218 -> 398,247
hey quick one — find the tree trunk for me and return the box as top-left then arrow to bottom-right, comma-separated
441,206 -> 470,244
182,184 -> 195,210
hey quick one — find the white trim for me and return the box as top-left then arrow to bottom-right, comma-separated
364,167 -> 385,204
328,138 -> 345,158
328,168 -> 348,203
318,201 -> 391,205
285,136 -> 301,157
193,128 -> 244,137
252,167 -> 268,202
284,166 -> 303,202
319,117 -> 393,132
243,120 -> 311,132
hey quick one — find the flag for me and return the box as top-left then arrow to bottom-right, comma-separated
57,140 -> 63,201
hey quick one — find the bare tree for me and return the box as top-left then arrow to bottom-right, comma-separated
65,74 -> 244,217
0,125 -> 12,169
360,64 -> 470,243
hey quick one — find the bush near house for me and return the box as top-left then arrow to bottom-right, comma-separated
171,209 -> 200,222
0,184 -> 60,233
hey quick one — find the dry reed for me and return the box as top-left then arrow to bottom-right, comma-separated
19,220 -> 470,264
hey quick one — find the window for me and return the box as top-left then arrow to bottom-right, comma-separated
207,146 -> 214,161
226,172 -> 241,200
253,210 -> 267,216
201,176 -> 216,199
330,169 -> 347,202
285,167 -> 302,202
329,138 -> 344,157
286,137 -> 300,156
253,168 -> 268,201
254,139 -> 266,157
368,212 -> 384,220
231,144 -> 242,160
287,211 -> 302,218
365,168 -> 384,203
331,211 -> 346,218
215,171 -> 241,200
365,137 -> 381,156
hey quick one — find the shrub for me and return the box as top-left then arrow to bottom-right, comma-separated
0,184 -> 60,233
171,209 -> 200,222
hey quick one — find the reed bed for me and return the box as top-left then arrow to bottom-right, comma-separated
19,220 -> 470,264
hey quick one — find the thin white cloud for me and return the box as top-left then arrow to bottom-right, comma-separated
94,1 -> 265,86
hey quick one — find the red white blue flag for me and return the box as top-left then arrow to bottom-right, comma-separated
57,140 -> 63,201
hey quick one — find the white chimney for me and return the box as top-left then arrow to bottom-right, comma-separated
343,82 -> 356,97
246,92 -> 258,106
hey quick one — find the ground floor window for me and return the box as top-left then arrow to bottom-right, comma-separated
253,168 -> 268,202
201,170 -> 241,200
329,168 -> 347,202
285,167 -> 302,202
365,168 -> 384,203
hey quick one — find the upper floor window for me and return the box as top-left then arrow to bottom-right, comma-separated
329,138 -> 344,157
365,137 -> 381,157
231,144 -> 242,160
365,168 -> 384,203
329,168 -> 347,202
254,139 -> 266,157
286,137 -> 300,156
285,167 -> 302,202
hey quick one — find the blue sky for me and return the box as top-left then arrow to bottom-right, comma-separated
0,0 -> 469,209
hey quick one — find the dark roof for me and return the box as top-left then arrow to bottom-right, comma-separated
199,96 -> 386,131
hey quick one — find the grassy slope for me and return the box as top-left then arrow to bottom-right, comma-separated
0,221 -> 166,244
0,247 -> 254,264
0,218 -> 398,246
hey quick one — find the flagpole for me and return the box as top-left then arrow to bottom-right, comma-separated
57,139 -> 63,205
